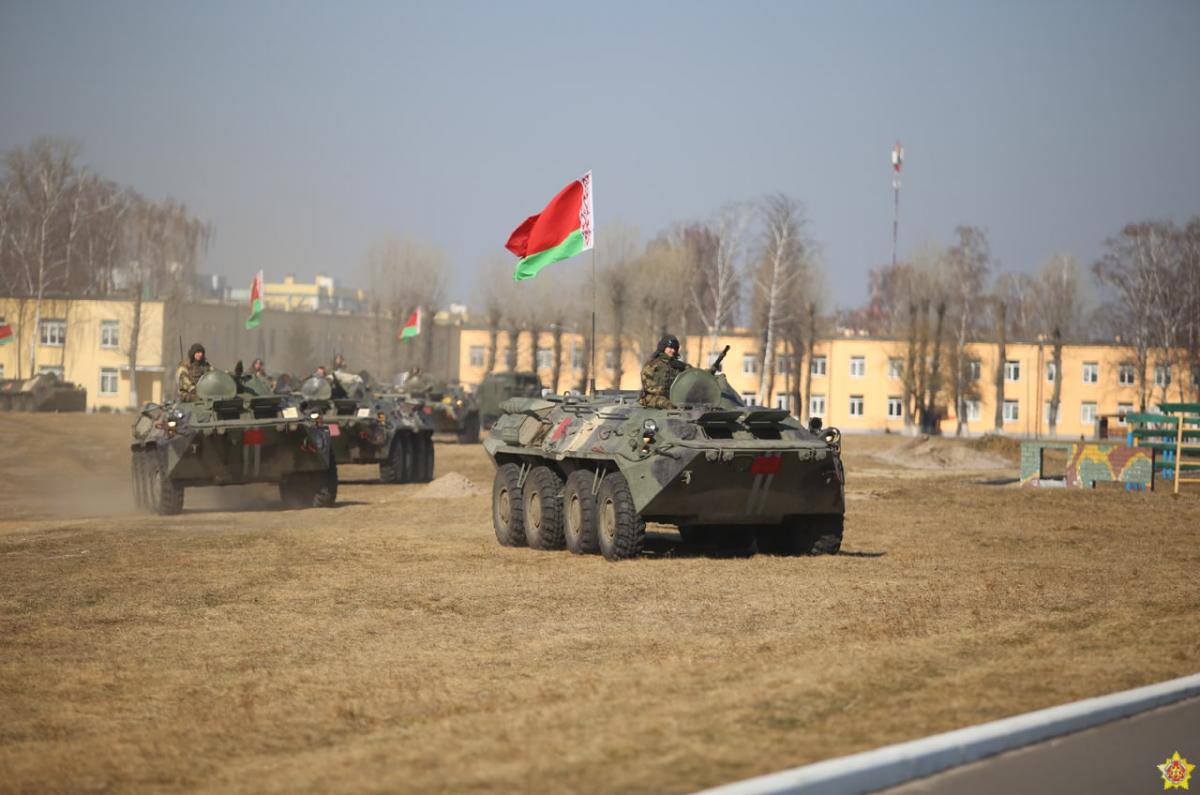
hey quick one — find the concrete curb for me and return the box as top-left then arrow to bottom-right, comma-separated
695,672 -> 1200,795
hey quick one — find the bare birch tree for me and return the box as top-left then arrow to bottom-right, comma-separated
753,194 -> 811,406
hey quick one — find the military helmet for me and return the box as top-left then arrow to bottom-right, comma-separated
657,334 -> 681,353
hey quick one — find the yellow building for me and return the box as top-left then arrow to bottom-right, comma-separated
0,296 -> 166,410
257,275 -> 365,313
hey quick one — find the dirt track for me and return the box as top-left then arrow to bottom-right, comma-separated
1,413 -> 1197,795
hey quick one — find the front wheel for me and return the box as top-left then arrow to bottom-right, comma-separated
379,433 -> 408,483
150,448 -> 184,515
596,472 -> 645,562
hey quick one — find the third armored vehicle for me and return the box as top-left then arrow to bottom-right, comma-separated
297,375 -> 435,483
476,371 -> 544,428
131,370 -> 337,514
482,367 -> 845,561
400,378 -> 481,444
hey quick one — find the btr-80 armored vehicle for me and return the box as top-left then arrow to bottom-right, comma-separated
297,375 -> 434,483
131,370 -> 337,514
398,377 -> 482,444
482,366 -> 845,561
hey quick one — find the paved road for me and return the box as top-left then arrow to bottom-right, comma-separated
876,696 -> 1200,794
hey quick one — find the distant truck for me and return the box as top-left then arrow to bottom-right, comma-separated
476,371 -> 544,428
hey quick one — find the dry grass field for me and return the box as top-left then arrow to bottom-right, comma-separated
1,412 -> 1197,795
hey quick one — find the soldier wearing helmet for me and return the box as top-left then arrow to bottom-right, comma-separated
176,343 -> 212,401
639,333 -> 689,409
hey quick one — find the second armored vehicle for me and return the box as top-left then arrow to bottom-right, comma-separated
297,375 -> 435,483
131,370 -> 337,514
482,367 -> 845,561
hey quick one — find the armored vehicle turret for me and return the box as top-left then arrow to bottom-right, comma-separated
297,375 -> 435,483
482,367 -> 845,561
131,370 -> 337,515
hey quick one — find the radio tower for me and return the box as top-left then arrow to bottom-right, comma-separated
891,141 -> 904,268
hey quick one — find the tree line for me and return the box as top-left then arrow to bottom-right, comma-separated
0,137 -> 211,398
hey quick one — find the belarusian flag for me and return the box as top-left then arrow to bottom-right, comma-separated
245,270 -> 264,330
398,307 -> 420,341
0,322 -> 13,345
505,171 -> 593,281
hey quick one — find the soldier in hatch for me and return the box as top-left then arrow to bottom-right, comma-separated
639,334 -> 689,409
176,342 -> 212,401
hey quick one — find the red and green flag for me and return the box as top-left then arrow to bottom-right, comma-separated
0,322 -> 13,346
505,171 -> 593,281
397,307 -> 421,341
245,271 -> 264,330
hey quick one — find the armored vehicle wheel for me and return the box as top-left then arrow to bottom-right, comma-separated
280,459 -> 339,508
492,463 -> 526,547
523,466 -> 565,550
149,448 -> 184,515
421,432 -> 436,482
563,470 -> 599,555
379,434 -> 409,483
759,515 -> 843,555
131,451 -> 146,509
457,413 -> 480,444
596,472 -> 645,562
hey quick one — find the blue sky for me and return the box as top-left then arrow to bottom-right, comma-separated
2,0 -> 1198,309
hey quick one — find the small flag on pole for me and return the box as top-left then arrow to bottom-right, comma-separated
0,322 -> 13,346
505,171 -> 593,281
398,307 -> 421,341
245,271 -> 264,330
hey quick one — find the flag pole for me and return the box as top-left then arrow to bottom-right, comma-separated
589,246 -> 596,396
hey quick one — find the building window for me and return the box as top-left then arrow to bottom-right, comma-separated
810,356 -> 826,376
536,348 -> 554,370
1117,402 -> 1133,421
1045,362 -> 1056,383
1081,402 -> 1097,424
968,359 -> 981,381
571,343 -> 583,370
469,346 -> 485,368
850,356 -> 866,378
887,396 -> 902,418
1154,365 -> 1171,387
741,392 -> 758,406
849,395 -> 864,417
39,319 -> 66,347
99,368 -> 119,395
1118,364 -> 1135,386
604,350 -> 615,371
743,353 -> 758,375
1005,360 -> 1020,382
966,400 -> 981,421
100,320 -> 119,349
1082,362 -> 1098,384
1003,400 -> 1019,422
775,357 -> 792,375
775,394 -> 790,411
887,357 -> 903,379
809,394 -> 825,417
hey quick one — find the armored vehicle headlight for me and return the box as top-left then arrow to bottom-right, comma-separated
281,406 -> 300,420
309,411 -> 322,421
642,419 -> 658,436
166,419 -> 178,429
356,407 -> 371,418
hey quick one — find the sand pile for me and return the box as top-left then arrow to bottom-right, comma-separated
877,435 -> 1012,470
415,472 -> 486,498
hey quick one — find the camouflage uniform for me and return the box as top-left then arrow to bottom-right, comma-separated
176,359 -> 212,401
640,352 -> 686,409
